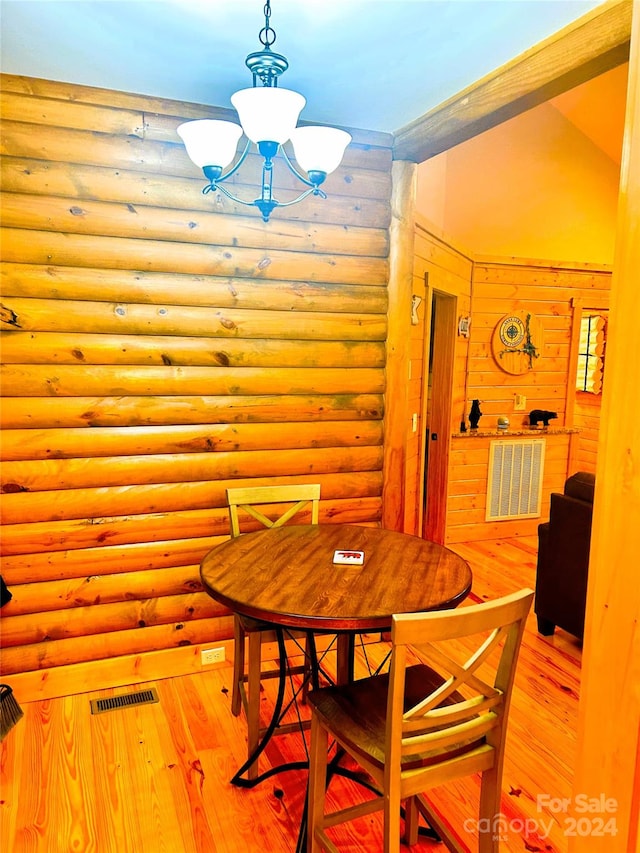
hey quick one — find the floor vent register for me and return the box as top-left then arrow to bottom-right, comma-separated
90,688 -> 159,715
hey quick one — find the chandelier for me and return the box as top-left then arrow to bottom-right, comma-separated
177,0 -> 352,223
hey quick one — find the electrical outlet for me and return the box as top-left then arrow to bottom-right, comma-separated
201,647 -> 225,666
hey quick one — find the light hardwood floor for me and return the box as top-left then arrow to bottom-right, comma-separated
1,536 -> 582,852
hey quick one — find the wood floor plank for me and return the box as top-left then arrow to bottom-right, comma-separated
1,536 -> 581,852
88,706 -> 134,853
58,694 -> 101,853
13,699 -> 56,852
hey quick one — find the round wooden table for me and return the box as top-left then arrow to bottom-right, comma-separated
200,523 -> 472,633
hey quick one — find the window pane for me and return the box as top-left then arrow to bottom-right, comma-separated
576,313 -> 606,394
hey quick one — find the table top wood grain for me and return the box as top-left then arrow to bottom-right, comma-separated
200,524 -> 472,632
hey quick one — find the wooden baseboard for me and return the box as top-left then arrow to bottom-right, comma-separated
7,640 -> 236,704
446,517 -> 542,544
6,631 -> 382,704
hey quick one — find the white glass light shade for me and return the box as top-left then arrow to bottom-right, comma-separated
177,119 -> 243,169
289,126 -> 352,175
230,87 -> 305,144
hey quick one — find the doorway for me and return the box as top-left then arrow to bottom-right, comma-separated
422,289 -> 457,544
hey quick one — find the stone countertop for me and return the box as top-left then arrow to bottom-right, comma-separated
452,428 -> 580,438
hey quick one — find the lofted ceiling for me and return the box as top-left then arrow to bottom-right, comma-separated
1,0 -> 609,137
550,63 -> 628,165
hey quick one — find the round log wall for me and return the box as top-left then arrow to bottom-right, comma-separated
0,75 -> 393,680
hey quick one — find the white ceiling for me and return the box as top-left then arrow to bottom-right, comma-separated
0,0 -> 603,134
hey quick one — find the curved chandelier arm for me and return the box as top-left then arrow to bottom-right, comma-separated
207,181 -> 259,207
275,185 -> 328,208
201,138 -> 252,193
280,144 -> 326,189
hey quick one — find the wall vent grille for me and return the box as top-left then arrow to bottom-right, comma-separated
486,439 -> 545,521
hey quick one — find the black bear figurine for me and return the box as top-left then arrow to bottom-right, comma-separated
469,399 -> 482,430
529,409 -> 557,427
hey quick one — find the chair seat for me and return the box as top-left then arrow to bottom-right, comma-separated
308,664 -> 485,771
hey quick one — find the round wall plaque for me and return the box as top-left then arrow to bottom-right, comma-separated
491,310 -> 543,375
499,315 -> 526,348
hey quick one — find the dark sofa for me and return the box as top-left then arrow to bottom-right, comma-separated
535,472 -> 595,639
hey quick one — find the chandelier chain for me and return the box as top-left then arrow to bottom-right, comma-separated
259,0 -> 277,49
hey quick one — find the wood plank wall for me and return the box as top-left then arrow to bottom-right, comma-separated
0,75 -> 393,685
573,393 -> 603,473
407,219 -> 473,535
447,258 -> 612,543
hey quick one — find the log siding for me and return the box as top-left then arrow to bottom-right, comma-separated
0,75 -> 393,679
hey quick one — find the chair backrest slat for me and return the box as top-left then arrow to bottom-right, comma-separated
408,624 -> 506,714
400,710 -> 499,757
226,484 -> 321,538
403,693 -> 501,733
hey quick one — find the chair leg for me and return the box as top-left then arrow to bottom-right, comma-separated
403,796 -> 419,846
246,630 -> 263,781
415,795 -> 461,852
307,715 -> 329,853
383,781 -> 402,853
231,615 -> 245,717
478,766 -> 501,853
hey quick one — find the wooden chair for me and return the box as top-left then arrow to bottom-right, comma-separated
306,588 -> 534,852
226,483 -> 321,779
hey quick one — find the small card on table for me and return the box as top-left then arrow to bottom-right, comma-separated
333,549 -> 365,566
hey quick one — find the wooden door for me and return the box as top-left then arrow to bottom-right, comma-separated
422,290 -> 457,543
